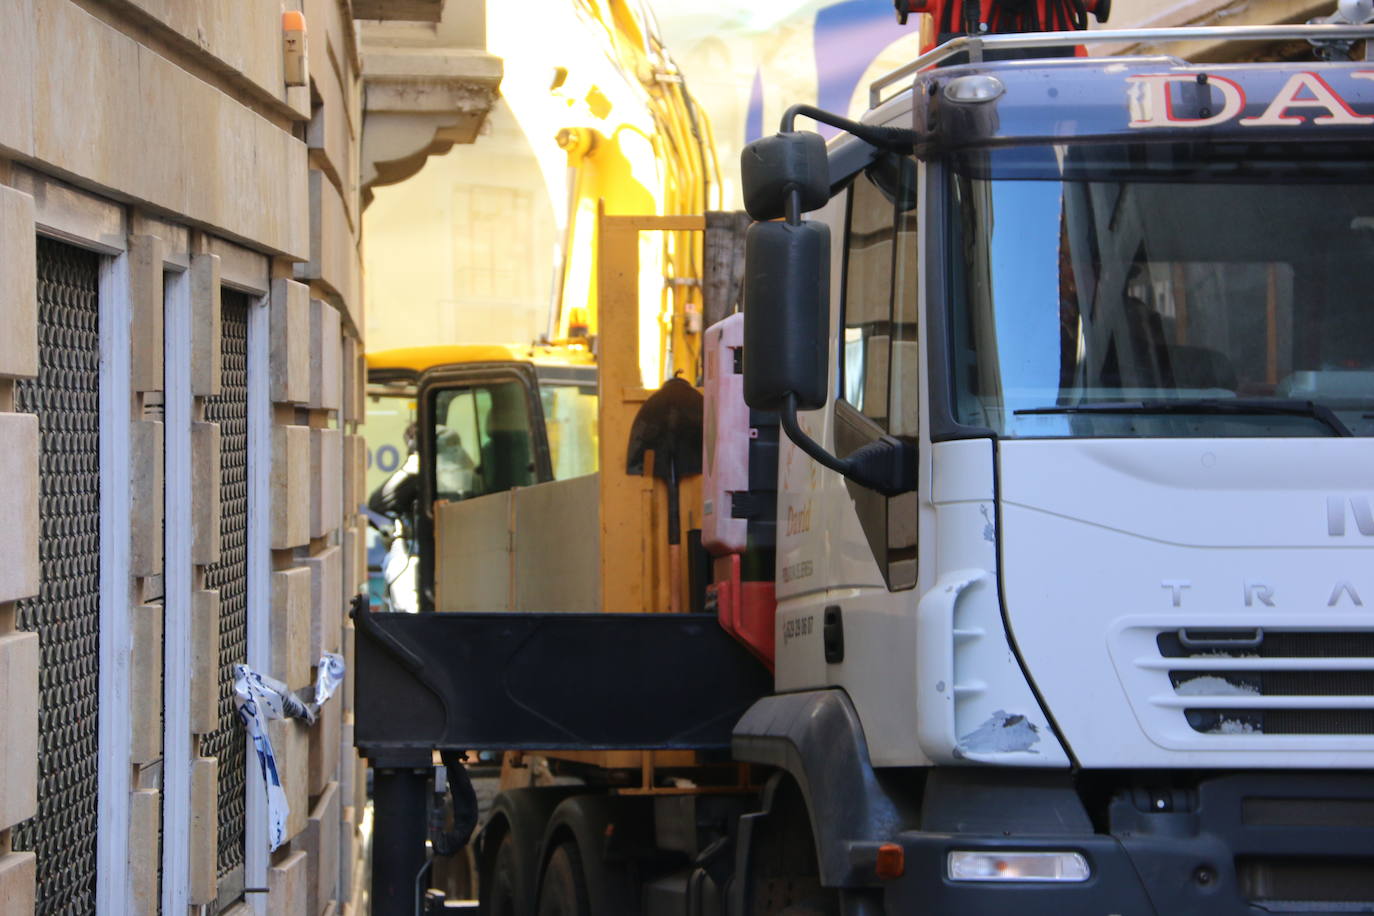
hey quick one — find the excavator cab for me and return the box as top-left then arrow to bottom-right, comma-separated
363,346 -> 597,612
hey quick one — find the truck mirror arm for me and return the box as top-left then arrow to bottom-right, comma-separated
781,104 -> 920,153
776,392 -> 917,497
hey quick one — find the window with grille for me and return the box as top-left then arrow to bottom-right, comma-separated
200,290 -> 252,908
13,237 -> 103,913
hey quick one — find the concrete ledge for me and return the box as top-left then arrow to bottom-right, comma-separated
311,428 -> 344,540
189,756 -> 218,905
339,722 -> 355,814
360,46 -> 501,191
302,781 -> 342,916
190,590 -> 221,735
342,434 -> 366,520
269,724 -> 310,845
0,851 -> 37,914
309,694 -> 342,798
0,0 -> 35,158
294,171 -> 360,316
271,424 -> 312,549
191,253 -> 222,398
272,566 -> 313,689
341,334 -> 362,424
129,789 -> 159,912
191,420 -> 222,566
304,545 -> 343,660
130,419 -> 165,578
0,630 -> 39,829
129,234 -> 164,394
0,413 -> 39,604
310,298 -> 343,412
269,848 -> 309,916
307,54 -> 358,230
341,622 -> 355,717
354,0 -> 445,21
26,1 -> 308,257
0,187 -> 38,380
271,279 -> 312,405
338,804 -> 356,905
130,604 -> 163,765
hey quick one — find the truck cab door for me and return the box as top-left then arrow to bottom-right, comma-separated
835,155 -> 921,591
415,362 -> 553,611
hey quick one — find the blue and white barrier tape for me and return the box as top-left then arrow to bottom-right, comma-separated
234,652 -> 346,851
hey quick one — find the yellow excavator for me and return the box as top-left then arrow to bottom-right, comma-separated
361,0 -> 724,611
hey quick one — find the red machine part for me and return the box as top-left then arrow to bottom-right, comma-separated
895,0 -> 1110,31
703,313 -> 777,670
709,554 -> 776,670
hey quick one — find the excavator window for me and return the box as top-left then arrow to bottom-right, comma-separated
536,376 -> 598,480
433,379 -> 538,500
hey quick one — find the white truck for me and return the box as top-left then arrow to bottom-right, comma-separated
357,6 -> 1374,914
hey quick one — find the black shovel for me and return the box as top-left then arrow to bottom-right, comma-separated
626,377 -> 703,614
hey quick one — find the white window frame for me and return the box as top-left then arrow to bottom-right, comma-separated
245,285 -> 272,914
161,265 -> 193,914
97,247 -> 134,915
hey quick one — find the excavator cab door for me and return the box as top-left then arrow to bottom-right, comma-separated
415,362 -> 553,611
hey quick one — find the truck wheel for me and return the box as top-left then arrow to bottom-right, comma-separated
536,842 -> 591,916
485,833 -> 523,916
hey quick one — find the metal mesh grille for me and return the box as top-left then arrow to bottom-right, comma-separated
202,291 -> 251,893
13,238 -> 102,913
1159,630 -> 1374,735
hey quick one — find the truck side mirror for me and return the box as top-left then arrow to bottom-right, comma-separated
742,219 -> 830,412
740,130 -> 832,413
741,131 -> 830,222
739,128 -> 916,499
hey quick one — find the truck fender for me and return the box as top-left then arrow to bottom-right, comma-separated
731,690 -> 918,888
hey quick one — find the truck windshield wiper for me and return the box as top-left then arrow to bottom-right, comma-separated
1014,398 -> 1354,436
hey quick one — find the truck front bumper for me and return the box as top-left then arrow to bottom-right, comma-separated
884,832 -> 1160,915
881,772 -> 1374,915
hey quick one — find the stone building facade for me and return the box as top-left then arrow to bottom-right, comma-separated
0,0 -> 483,912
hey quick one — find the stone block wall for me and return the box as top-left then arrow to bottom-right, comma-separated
0,179 -> 43,914
0,1 -> 371,912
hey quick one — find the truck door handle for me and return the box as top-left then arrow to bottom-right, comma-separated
824,605 -> 845,664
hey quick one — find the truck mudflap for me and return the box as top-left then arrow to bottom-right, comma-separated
353,607 -> 772,753
882,772 -> 1374,915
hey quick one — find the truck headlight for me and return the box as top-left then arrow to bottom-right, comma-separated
947,851 -> 1091,882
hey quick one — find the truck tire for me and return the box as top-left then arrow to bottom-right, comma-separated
485,833 -> 523,916
536,842 -> 591,916
480,786 -> 584,916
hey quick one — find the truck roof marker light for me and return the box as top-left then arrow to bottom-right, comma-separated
944,74 -> 1005,103
875,843 -> 906,880
947,851 -> 1091,882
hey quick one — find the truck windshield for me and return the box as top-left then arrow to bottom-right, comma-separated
947,142 -> 1374,438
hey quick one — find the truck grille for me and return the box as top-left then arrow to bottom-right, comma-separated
1153,629 -> 1374,736
1239,856 -> 1374,905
